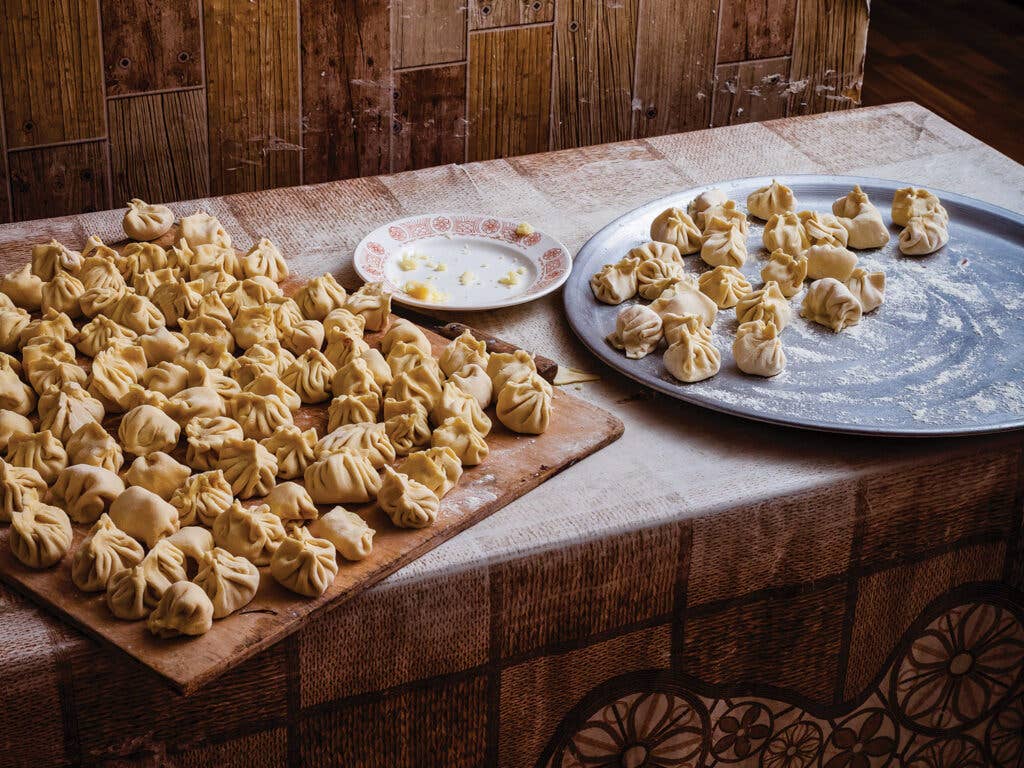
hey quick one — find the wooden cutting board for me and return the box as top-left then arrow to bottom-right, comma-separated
0,320 -> 622,695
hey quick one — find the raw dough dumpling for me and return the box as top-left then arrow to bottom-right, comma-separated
266,481 -> 319,522
71,513 -> 145,592
309,508 -> 375,561
438,331 -> 488,378
230,391 -> 293,440
220,276 -> 281,316
892,187 -> 942,227
120,241 -> 171,278
607,304 -> 663,359
0,410 -> 32,453
185,415 -> 244,470
1,264 -> 44,311
344,282 -> 391,332
180,211 -> 231,249
0,307 -> 31,353
0,365 -> 36,416
31,240 -> 82,281
52,464 -> 125,524
280,317 -> 325,357
805,243 -> 858,281
244,373 -> 301,412
663,326 -> 720,383
733,321 -> 786,377
182,332 -> 235,372
735,281 -> 792,331
167,386 -> 226,424
133,267 -> 177,299
270,532 -> 338,597
41,271 -> 85,318
181,315 -> 235,353
687,188 -> 727,222
0,458 -> 44,522
382,397 -> 431,456
7,430 -> 66,484
165,526 -> 214,564
80,284 -> 127,319
282,349 -> 337,404
496,372 -> 552,434
761,249 -> 808,298
10,504 -> 73,568
801,278 -> 863,332
798,210 -> 849,247
448,363 -> 492,410
649,207 -> 701,254
296,273 -> 347,321
170,469 -> 234,527
898,212 -> 949,255
230,305 -> 277,350
662,313 -> 712,347
148,581 -> 214,638
141,539 -> 188,605
699,200 -> 749,234
88,344 -> 148,412
650,282 -> 717,327
833,186 -> 889,249
138,327 -> 189,366
431,382 -> 491,435
636,257 -> 686,300
79,257 -> 126,294
66,421 -> 124,473
241,238 -> 288,282
628,241 -> 685,266
700,218 -> 747,268
75,315 -> 137,357
38,383 -> 105,443
212,500 -> 286,565
258,425 -> 315,481
762,212 -> 809,256
124,451 -> 191,500
590,257 -> 639,305
698,265 -> 751,309
119,404 -> 181,455
123,199 -> 174,241
317,421 -> 396,469
388,364 -> 444,412
304,448 -> 381,504
110,292 -> 165,336
109,486 -> 179,549
381,318 -> 431,358
747,180 -> 796,220
398,447 -> 463,498
845,267 -> 886,313
105,565 -> 150,620
432,416 -> 489,466
194,547 -> 260,618
327,393 -> 380,430
323,307 -> 366,340
217,438 -> 277,498
486,349 -> 537,392
378,467 -> 439,529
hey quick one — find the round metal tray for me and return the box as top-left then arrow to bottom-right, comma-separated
564,175 -> 1024,437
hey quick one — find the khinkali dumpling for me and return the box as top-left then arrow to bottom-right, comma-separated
182,332 -> 234,371
733,321 -> 786,377
386,340 -> 434,378
194,547 -> 260,618
496,372 -> 552,434
735,281 -> 792,330
88,345 -> 147,412
327,393 -> 380,430
628,241 -> 685,266
801,278 -> 862,332
170,469 -> 234,527
110,291 -> 165,336
75,315 -> 136,357
261,425 -> 317,480
105,565 -> 149,620
382,397 -> 431,456
833,186 -> 889,249
282,349 -> 336,404
700,217 -> 747,268
432,416 -> 489,466
798,210 -> 849,247
181,315 -> 235,353
0,458 -> 45,522
309,508 -> 375,561
378,467 -> 439,529
269,531 -> 337,598
805,243 -> 858,281
9,504 -> 73,568
607,304 -> 662,359
486,349 -> 537,391
20,307 -> 76,347
137,327 -> 188,366
650,282 -> 717,327
120,241 -> 170,278
217,438 -> 277,498
431,381 -> 491,435
147,581 -> 214,638
436,332 -> 487,380
141,539 -> 187,606
0,366 -> 36,416
79,256 -> 126,293
747,180 -> 796,220
304,448 -> 381,504
638,254 -> 688,300
41,271 -> 85,318
344,282 -> 391,331
0,307 -> 31,353
892,187 -> 942,227
230,305 -> 278,349
448,363 -> 492,410
124,451 -> 191,500
845,267 -> 885,313
762,211 -> 809,255
52,464 -> 125,524
7,430 -> 66,484
317,421 -> 395,469
185,415 -> 244,470
244,373 -> 301,411
123,198 -> 173,241
590,257 -> 638,305
688,188 -> 727,223
266,481 -> 318,522
0,410 -> 32,453
699,200 -> 748,234
31,240 -> 82,281
38,383 -> 105,443
213,500 -> 286,565
230,392 -> 293,440
184,361 -> 240,400
760,249 -> 808,298
663,326 -> 720,383
398,447 -> 463,498
166,386 -> 225,424
898,212 -> 948,255
79,285 -> 127,318
381,318 -> 431,358
279,317 -> 325,356
180,210 -> 231,249
220,276 -> 280,316
66,421 -> 124,473
698,265 -> 751,309
119,404 -> 180,455
388,364 -> 444,412
296,273 -> 347,321
323,307 -> 366,340
241,238 -> 288,282
649,207 -> 701,254
71,513 -> 144,592
0,264 -> 44,311
166,525 -> 214,565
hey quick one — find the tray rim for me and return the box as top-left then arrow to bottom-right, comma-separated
564,173 -> 1024,438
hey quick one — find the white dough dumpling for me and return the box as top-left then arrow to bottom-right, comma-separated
590,258 -> 639,305
698,266 -> 751,309
733,321 -> 786,377
123,199 -> 174,241
650,282 -> 717,327
746,180 -> 796,220
898,212 -> 948,255
607,304 -> 663,359
845,267 -> 885,313
801,278 -> 862,332
760,250 -> 808,298
649,208 -> 701,255
805,243 -> 858,282
891,187 -> 942,227
663,326 -> 720,384
735,282 -> 792,331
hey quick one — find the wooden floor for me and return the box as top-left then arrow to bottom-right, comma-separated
862,0 -> 1024,163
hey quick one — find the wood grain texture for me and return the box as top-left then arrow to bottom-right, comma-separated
392,64 -> 467,173
790,0 -> 869,113
469,0 -> 554,30
204,0 -> 302,195
0,0 -> 105,148
100,0 -> 203,95
7,140 -> 110,220
108,90 -> 209,205
712,58 -> 792,126
393,0 -> 467,68
552,0 -> 638,150
718,0 -> 798,63
301,0 -> 391,183
632,0 -> 719,138
468,26 -> 553,162
0,86 -> 9,224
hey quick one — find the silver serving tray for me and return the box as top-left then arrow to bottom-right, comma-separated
564,175 -> 1024,437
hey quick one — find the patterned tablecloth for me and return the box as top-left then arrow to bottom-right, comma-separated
0,103 -> 1022,768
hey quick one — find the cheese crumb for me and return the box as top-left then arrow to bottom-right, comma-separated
404,281 -> 447,303
515,222 -> 534,237
434,262 -> 447,272
459,271 -> 475,286
498,270 -> 521,287
398,252 -> 418,271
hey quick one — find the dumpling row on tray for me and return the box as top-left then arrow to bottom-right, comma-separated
594,179 -> 951,383
0,200 -> 552,640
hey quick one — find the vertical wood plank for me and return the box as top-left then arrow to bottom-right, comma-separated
468,26 -> 553,162
552,0 -> 638,150
469,0 -> 554,31
301,0 -> 391,184
8,141 -> 110,220
100,0 -> 203,95
790,0 -> 869,113
392,65 -> 467,173
393,0 -> 467,69
0,0 -> 105,148
204,0 -> 302,195
0,83 -> 10,223
718,0 -> 798,63
712,58 -> 792,126
633,0 -> 719,138
108,90 -> 209,205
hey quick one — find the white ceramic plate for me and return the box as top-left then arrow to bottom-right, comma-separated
354,213 -> 572,311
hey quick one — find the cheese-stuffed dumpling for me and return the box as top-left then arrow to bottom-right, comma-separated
71,513 -> 144,592
496,372 -> 552,434
760,250 -> 808,298
304,448 -> 381,504
448,363 -> 492,410
398,447 -> 463,498
698,265 -> 751,309
316,422 -> 396,469
650,282 -> 717,327
805,243 -> 858,282
266,481 -> 319,522
124,451 -> 191,500
212,501 -> 286,565
798,210 -> 849,247
431,382 -> 491,435
109,485 -> 179,547
282,349 -> 336,404
230,392 -> 293,441
169,469 -> 234,527
845,267 -> 885,313
270,531 -> 338,597
700,218 -> 747,268
123,198 -> 174,241
7,430 -> 66,484
38,383 -> 105,443
31,240 -> 82,281
194,547 -> 260,618
1,264 -> 44,311
746,180 -> 796,220
383,398 -> 431,456
607,304 -> 662,359
148,581 -> 214,638
0,458 -> 45,522
801,278 -> 862,332
217,438 -> 277,498
309,508 -> 375,561
649,207 -> 701,254
41,271 -> 85,318
52,464 -> 125,524
733,321 -> 786,377
898,212 -> 949,255
66,422 -> 123,473
432,416 -> 489,466
9,504 -> 73,569
635,257 -> 685,301
892,187 -> 942,227
735,282 -> 792,330
762,212 -> 809,256
119,404 -> 181,455
344,282 -> 391,332
378,467 -> 440,529
590,257 -> 639,305
240,238 -> 288,282
687,188 -> 727,223
663,326 -> 720,384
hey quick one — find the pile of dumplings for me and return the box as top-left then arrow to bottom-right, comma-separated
0,199 -> 552,641
595,179 -> 950,382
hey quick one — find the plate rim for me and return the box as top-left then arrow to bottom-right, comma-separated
354,212 -> 573,312
564,173 -> 1024,438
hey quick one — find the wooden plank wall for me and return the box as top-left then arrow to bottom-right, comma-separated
0,0 -> 870,223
